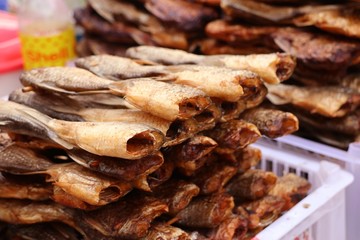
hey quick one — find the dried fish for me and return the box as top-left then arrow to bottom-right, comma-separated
75,55 -> 166,81
272,28 -> 360,72
176,193 -> 234,228
240,106 -> 299,138
127,46 -> 296,84
110,79 -> 212,121
226,169 -> 277,201
267,84 -> 360,118
269,173 -> 311,211
204,119 -> 261,151
41,163 -> 133,206
51,186 -> 98,210
338,73 -> 360,92
294,7 -> 360,39
190,160 -> 238,195
79,195 -> 168,238
0,199 -> 76,227
144,0 -> 218,32
239,195 -> 285,229
0,173 -> 52,201
74,7 -> 154,45
165,135 -> 217,175
142,222 -> 191,240
150,179 -> 200,216
216,146 -> 262,170
68,149 -> 164,181
1,100 -> 165,159
221,0 -> 340,23
10,89 -> 198,147
206,213 -> 248,240
206,19 -> 277,44
147,158 -> 175,189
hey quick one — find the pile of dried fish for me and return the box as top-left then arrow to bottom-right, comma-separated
80,0 -> 360,148
74,0 -> 219,55
204,0 -> 360,148
0,52 -> 309,239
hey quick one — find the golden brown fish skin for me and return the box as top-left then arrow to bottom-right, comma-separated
226,169 -> 277,201
75,55 -> 167,81
205,19 -> 277,44
206,213 -> 248,240
79,107 -> 199,147
127,46 -> 296,84
109,79 -> 212,121
67,149 -> 164,182
165,135 -> 218,174
240,106 -> 299,138
143,222 -> 191,240
0,100 -> 72,148
267,84 -> 360,118
45,163 -> 133,206
239,195 -> 285,229
339,73 -> 360,92
216,146 -> 262,171
47,119 -> 165,159
272,28 -> 360,71
20,67 -> 113,94
147,158 -> 175,189
204,120 -> 261,151
79,195 -> 168,239
51,186 -> 99,211
0,199 -> 76,227
269,173 -> 311,211
293,7 -> 360,39
144,0 -> 218,32
176,192 -> 235,228
150,180 -> 200,216
193,103 -> 222,132
190,160 -> 238,195
0,174 -> 52,201
198,38 -> 275,56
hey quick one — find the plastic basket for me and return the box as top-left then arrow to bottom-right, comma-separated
253,139 -> 354,240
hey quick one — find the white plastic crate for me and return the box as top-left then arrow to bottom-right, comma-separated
253,139 -> 354,240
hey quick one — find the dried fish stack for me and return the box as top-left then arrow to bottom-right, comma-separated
0,52 -> 308,239
74,0 -> 220,56
199,0 -> 360,148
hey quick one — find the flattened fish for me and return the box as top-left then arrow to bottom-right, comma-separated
166,135 -> 217,175
127,46 -> 295,84
67,149 -> 163,181
150,179 -> 200,216
43,163 -> 133,206
110,79 -> 212,121
176,193 -> 234,228
269,173 -> 311,211
204,119 -> 261,150
144,0 -> 218,32
206,213 -> 248,240
226,169 -> 277,201
1,100 -> 165,159
216,146 -> 262,170
240,106 -> 299,138
221,0 -> 340,23
0,173 -> 52,201
79,195 -> 168,238
294,7 -> 360,39
143,222 -> 191,240
267,84 -> 360,118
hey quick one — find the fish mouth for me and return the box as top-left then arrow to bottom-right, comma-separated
126,130 -> 164,157
193,104 -> 221,127
220,101 -> 246,122
99,186 -> 122,203
276,54 -> 296,82
178,96 -> 211,120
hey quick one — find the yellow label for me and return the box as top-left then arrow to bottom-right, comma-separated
20,26 -> 76,70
